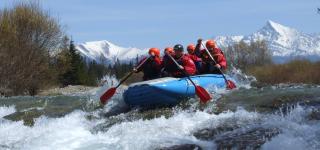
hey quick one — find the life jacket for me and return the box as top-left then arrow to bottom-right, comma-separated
138,56 -> 162,81
186,54 -> 202,74
200,48 -> 227,69
171,54 -> 196,77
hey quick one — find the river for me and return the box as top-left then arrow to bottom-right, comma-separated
0,75 -> 320,150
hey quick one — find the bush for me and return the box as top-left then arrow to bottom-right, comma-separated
248,60 -> 320,84
0,2 -> 64,96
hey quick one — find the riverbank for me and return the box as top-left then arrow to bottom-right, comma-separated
38,85 -> 99,96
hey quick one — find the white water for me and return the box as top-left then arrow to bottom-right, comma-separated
0,104 -> 319,150
1,74 -> 319,149
0,106 -> 15,118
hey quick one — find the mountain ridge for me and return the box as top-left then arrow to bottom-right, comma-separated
76,20 -> 320,65
214,20 -> 320,59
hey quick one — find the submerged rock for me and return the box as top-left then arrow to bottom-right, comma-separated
1,95 -> 90,126
214,127 -> 280,149
193,123 -> 240,140
157,144 -> 202,150
3,109 -> 43,126
308,109 -> 320,120
92,107 -> 175,133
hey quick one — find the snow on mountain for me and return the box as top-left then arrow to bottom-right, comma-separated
215,20 -> 320,62
76,21 -> 320,65
76,40 -> 147,65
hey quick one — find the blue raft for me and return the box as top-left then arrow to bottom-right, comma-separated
123,74 -> 227,107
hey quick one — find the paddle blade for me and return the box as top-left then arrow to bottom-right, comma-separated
100,87 -> 117,105
195,86 -> 212,103
226,80 -> 236,90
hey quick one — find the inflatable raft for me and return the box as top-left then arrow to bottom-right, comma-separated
123,74 -> 227,107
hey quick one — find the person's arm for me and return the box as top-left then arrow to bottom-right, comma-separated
195,38 -> 203,57
135,57 -> 147,72
152,57 -> 163,71
214,54 -> 227,70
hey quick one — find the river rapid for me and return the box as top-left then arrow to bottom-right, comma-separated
1,75 -> 320,150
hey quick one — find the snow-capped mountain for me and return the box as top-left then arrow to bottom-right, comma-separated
215,20 -> 320,62
76,40 -> 147,65
76,21 -> 320,65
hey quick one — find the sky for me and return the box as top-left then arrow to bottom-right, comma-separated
1,0 -> 320,49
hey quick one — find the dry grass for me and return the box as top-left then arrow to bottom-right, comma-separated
248,60 -> 320,84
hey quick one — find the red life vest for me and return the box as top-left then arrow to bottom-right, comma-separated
171,54 -> 196,77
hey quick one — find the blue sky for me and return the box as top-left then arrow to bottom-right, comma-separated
1,0 -> 320,48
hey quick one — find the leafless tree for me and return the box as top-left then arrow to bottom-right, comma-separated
225,40 -> 272,71
0,2 -> 65,95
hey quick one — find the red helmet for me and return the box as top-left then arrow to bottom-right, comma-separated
187,44 -> 195,53
164,47 -> 173,54
149,47 -> 160,56
206,40 -> 216,49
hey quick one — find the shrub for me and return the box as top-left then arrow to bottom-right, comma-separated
0,2 -> 64,95
248,60 -> 320,84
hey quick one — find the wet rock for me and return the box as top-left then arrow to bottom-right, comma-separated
157,144 -> 202,150
91,116 -> 125,133
2,96 -> 89,126
193,123 -> 240,140
3,109 -> 43,126
0,144 -> 11,149
308,109 -> 320,120
214,127 -> 280,149
92,107 -> 176,133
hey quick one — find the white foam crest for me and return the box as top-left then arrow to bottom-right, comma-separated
0,111 -> 98,150
0,103 -> 319,149
262,105 -> 320,150
85,75 -> 128,112
97,109 -> 262,150
227,67 -> 256,89
194,108 -> 260,131
0,106 -> 16,118
98,111 -> 215,149
90,75 -> 119,99
0,108 -> 261,150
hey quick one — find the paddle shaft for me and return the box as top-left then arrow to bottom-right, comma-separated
165,52 -> 212,103
165,52 -> 198,87
201,42 -> 229,82
115,56 -> 150,88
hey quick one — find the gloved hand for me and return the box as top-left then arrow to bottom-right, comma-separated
150,52 -> 155,57
214,64 -> 221,69
197,38 -> 203,44
133,67 -> 138,73
209,61 -> 216,66
178,65 -> 184,70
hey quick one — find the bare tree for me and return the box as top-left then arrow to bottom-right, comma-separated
0,2 -> 65,95
225,40 -> 272,71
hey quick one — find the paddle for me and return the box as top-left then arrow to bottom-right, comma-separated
201,42 -> 236,90
100,56 -> 150,105
166,52 -> 211,103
